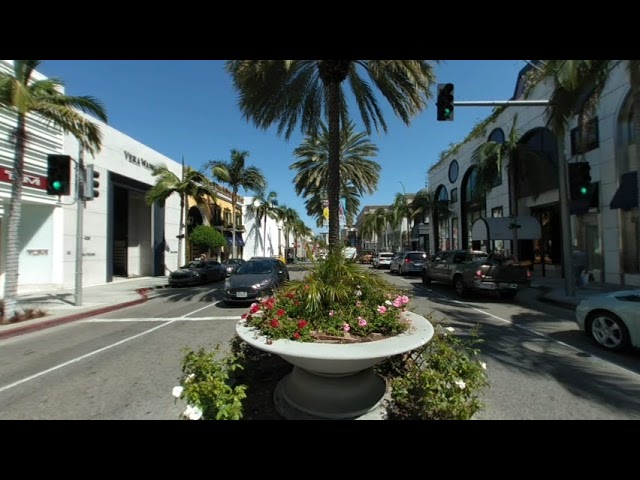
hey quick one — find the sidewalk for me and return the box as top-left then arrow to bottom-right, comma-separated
0,276 -> 169,341
529,275 -> 635,310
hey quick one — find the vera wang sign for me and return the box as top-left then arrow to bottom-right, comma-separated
124,151 -> 155,171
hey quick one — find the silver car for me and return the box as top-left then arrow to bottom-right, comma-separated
373,252 -> 395,269
575,289 -> 640,352
390,251 -> 427,276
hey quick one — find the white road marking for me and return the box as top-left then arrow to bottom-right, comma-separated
85,316 -> 242,322
0,300 -> 229,394
397,276 -> 640,379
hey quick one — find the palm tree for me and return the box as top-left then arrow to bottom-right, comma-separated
277,205 -> 300,257
247,190 -> 279,256
292,218 -> 313,260
0,60 -> 108,320
206,149 -> 267,259
145,165 -> 217,267
304,183 -> 361,228
392,191 -> 416,250
226,60 -> 438,253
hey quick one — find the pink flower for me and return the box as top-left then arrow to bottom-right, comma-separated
329,310 -> 334,317
377,305 -> 387,314
401,295 -> 410,305
356,301 -> 362,308
357,317 -> 367,327
343,323 -> 350,332
241,313 -> 248,319
393,298 -> 402,308
249,303 -> 260,314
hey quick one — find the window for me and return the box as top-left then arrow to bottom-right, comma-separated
224,210 -> 232,226
450,188 -> 458,204
451,217 -> 458,250
491,207 -> 504,252
487,128 -> 505,187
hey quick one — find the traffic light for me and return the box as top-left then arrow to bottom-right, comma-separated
46,154 -> 72,195
568,161 -> 592,200
84,164 -> 100,200
437,83 -> 454,121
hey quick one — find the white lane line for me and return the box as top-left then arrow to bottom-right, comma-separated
85,316 -> 242,322
397,277 -> 640,379
0,299 -> 227,394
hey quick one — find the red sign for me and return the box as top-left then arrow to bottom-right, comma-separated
0,169 -> 48,190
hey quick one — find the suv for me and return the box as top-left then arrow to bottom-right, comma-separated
373,252 -> 394,269
390,251 -> 428,276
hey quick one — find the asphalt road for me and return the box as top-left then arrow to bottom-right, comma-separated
1,265 -> 639,420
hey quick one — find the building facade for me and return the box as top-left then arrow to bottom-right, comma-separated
0,60 -> 183,295
426,61 -> 638,286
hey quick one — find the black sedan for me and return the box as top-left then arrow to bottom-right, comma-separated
168,260 -> 227,287
223,258 -> 289,306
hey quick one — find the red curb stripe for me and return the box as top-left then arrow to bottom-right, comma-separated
0,290 -> 150,341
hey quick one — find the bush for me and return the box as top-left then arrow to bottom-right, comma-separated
189,225 -> 227,251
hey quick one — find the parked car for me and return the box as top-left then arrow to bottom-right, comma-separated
422,250 -> 531,300
359,250 -> 375,264
223,258 -> 245,277
373,252 -> 395,269
224,257 -> 290,306
390,251 -> 427,276
168,260 -> 226,287
575,289 -> 640,352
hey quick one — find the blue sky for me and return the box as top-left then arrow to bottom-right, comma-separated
37,60 -> 529,234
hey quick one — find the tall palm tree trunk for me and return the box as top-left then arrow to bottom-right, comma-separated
231,190 -> 237,259
3,114 -> 27,321
263,214 -> 267,256
327,82 -> 341,253
629,61 -> 640,170
178,194 -> 185,266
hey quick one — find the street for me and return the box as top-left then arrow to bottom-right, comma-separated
1,266 -> 639,420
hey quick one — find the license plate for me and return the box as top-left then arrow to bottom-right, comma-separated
236,291 -> 247,298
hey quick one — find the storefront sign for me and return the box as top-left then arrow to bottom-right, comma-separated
124,151 -> 155,171
0,169 -> 47,190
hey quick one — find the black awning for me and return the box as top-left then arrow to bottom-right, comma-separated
610,171 -> 639,210
235,233 -> 245,247
223,231 -> 233,247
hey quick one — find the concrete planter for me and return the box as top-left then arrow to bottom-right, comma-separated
236,310 -> 434,420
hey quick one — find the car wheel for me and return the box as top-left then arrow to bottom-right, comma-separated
454,275 -> 467,298
587,311 -> 631,352
421,270 -> 431,285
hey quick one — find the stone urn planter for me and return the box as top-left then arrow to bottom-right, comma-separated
236,310 -> 434,420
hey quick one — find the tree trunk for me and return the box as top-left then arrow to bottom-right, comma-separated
3,114 -> 27,321
629,60 -> 640,175
231,189 -> 237,259
178,194 -> 185,266
327,81 -> 341,254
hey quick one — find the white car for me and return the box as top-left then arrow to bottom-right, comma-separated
575,290 -> 640,352
373,252 -> 395,269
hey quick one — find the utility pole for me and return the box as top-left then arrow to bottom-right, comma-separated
75,146 -> 85,306
452,98 -> 575,297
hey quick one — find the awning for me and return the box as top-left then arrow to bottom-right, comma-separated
223,231 -> 233,247
235,232 -> 245,247
471,216 -> 541,242
609,171 -> 639,210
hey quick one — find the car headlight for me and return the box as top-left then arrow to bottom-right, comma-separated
252,279 -> 271,289
224,279 -> 231,289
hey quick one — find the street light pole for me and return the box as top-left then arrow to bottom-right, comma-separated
398,181 -> 409,250
75,146 -> 85,306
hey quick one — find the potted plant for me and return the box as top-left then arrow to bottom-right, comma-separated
235,250 -> 434,419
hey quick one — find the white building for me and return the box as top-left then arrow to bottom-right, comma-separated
242,196 -> 284,259
0,60 -> 183,295
426,60 -> 638,286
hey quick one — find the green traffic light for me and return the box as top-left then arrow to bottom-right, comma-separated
580,186 -> 588,195
52,180 -> 62,191
444,108 -> 451,117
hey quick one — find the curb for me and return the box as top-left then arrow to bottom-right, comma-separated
531,286 -> 577,311
0,288 -> 152,341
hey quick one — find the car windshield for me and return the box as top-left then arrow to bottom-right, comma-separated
225,259 -> 243,265
380,253 -> 394,258
181,261 -> 204,269
408,253 -> 426,261
236,261 -> 273,275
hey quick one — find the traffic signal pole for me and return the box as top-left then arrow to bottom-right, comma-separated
451,98 -> 575,297
75,147 -> 85,306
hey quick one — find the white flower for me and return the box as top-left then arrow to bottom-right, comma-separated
385,300 -> 392,305
183,404 -> 203,420
454,379 -> 466,390
445,326 -> 455,332
479,361 -> 487,370
172,386 -> 184,398
355,290 -> 362,297
185,373 -> 195,382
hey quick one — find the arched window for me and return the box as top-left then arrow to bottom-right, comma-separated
433,185 -> 450,252
487,128 -> 505,187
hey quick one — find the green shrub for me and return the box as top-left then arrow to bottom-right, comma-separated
189,225 -> 227,251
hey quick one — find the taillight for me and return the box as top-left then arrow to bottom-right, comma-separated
476,269 -> 484,278
405,258 -> 411,263
527,269 -> 532,278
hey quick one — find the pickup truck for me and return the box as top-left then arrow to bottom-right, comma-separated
421,250 -> 531,300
